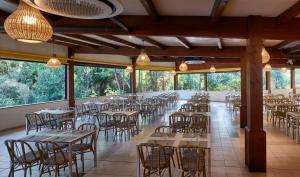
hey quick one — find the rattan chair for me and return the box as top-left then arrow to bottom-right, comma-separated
176,145 -> 206,177
36,141 -> 79,177
190,113 -> 208,133
5,140 -> 41,177
113,113 -> 131,140
137,143 -> 172,177
169,113 -> 190,133
25,113 -> 45,135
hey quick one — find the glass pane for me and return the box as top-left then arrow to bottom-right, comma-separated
74,65 -> 130,98
178,73 -> 205,90
295,69 -> 300,88
271,69 -> 290,89
0,59 -> 66,107
207,72 -> 241,91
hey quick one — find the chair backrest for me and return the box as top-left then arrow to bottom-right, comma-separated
5,140 -> 38,165
195,104 -> 209,112
181,103 -> 195,112
137,143 -> 169,169
155,126 -> 174,134
35,141 -> 67,166
78,123 -> 98,144
126,103 -> 140,111
113,113 -> 129,124
176,145 -> 205,171
96,112 -> 111,126
169,113 -> 187,124
190,114 -> 208,133
25,112 -> 44,127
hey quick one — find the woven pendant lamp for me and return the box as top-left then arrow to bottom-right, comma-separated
4,1 -> 53,43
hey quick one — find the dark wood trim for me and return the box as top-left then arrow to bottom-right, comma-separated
67,48 -> 75,107
53,35 -> 98,48
266,71 -> 271,93
274,40 -> 294,49
291,67 -> 296,93
204,73 -> 208,91
130,58 -> 137,94
138,36 -> 166,49
174,74 -> 178,90
109,17 -> 130,31
139,0 -> 159,20
211,0 -> 230,22
97,35 -> 141,49
64,34 -> 119,49
240,54 -> 247,128
277,1 -> 300,23
176,37 -> 193,49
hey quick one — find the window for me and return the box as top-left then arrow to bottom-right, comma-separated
271,69 -> 290,89
295,69 -> 300,88
74,65 -> 130,98
178,73 -> 205,90
207,72 -> 241,91
136,70 -> 173,92
0,59 -> 66,107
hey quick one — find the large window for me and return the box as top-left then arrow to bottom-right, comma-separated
208,72 -> 240,91
74,65 -> 130,98
178,73 -> 205,90
271,69 -> 290,89
0,59 -> 66,107
295,69 -> 300,88
136,70 -> 173,92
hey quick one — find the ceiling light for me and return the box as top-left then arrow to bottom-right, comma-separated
171,71 -> 176,76
179,62 -> 188,71
210,65 -> 216,73
264,64 -> 272,72
24,0 -> 123,19
4,1 -> 53,43
47,54 -> 61,68
125,65 -> 133,73
262,47 -> 270,64
136,49 -> 150,66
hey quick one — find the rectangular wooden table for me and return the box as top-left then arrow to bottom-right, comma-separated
19,129 -> 97,177
136,131 -> 211,177
286,112 -> 300,143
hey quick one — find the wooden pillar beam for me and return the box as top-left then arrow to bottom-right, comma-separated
240,55 -> 247,128
291,67 -> 296,94
204,73 -> 208,91
67,48 -> 75,107
130,58 -> 137,94
266,71 -> 271,94
245,16 -> 266,172
174,74 -> 178,90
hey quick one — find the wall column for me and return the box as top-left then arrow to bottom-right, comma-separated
266,71 -> 271,94
174,74 -> 178,90
204,73 -> 208,91
245,16 -> 266,172
240,55 -> 247,128
130,58 -> 137,94
67,48 -> 75,107
291,67 -> 296,94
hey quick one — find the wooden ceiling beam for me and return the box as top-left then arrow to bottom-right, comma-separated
277,1 -> 300,23
48,39 -> 77,48
53,35 -> 98,49
64,34 -> 119,49
97,35 -> 141,49
139,0 -> 159,20
274,40 -> 294,49
176,37 -> 193,49
138,36 -> 166,49
109,17 -> 130,31
211,0 -> 230,22
287,44 -> 300,53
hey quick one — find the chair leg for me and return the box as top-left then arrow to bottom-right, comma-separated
74,159 -> 79,177
8,165 -> 14,177
81,153 -> 85,172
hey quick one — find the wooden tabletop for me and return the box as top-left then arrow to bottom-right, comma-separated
35,109 -> 73,115
171,111 -> 210,117
101,110 -> 139,116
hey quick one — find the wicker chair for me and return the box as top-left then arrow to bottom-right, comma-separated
113,113 -> 131,140
176,145 -> 206,177
72,123 -> 97,172
137,143 -> 172,177
36,141 -> 79,177
181,103 -> 195,112
25,113 -> 45,135
5,140 -> 41,177
95,112 -> 114,137
190,113 -> 208,133
169,113 -> 190,133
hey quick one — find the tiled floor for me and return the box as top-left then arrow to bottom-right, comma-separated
0,101 -> 300,177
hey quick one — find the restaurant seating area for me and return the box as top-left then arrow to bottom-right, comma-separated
2,0 -> 300,177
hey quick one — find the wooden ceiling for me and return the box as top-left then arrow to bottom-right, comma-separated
1,0 -> 300,65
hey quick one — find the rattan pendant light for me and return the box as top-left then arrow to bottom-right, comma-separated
262,47 -> 270,64
47,42 -> 61,68
179,62 -> 188,71
136,40 -> 150,66
4,1 -> 53,43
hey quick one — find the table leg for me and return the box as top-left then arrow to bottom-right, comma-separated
208,148 -> 211,177
68,143 -> 73,177
93,132 -> 97,167
136,147 -> 141,177
286,114 -> 289,136
296,117 -> 299,144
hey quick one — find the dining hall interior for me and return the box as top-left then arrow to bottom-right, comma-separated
1,0 -> 300,177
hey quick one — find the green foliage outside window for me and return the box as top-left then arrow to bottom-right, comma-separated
178,73 -> 205,90
74,65 -> 130,98
208,72 -> 240,91
136,70 -> 173,92
271,69 -> 290,89
0,59 -> 66,107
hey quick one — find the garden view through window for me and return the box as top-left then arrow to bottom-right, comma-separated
136,70 -> 173,92
0,58 -> 66,107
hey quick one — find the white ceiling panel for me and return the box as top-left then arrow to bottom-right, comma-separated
149,36 -> 181,46
222,38 -> 247,46
223,0 -> 298,17
119,0 -> 148,15
263,39 -> 283,47
186,37 -> 219,46
114,35 -> 154,46
83,34 -> 127,46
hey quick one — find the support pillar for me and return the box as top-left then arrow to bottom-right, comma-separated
245,16 -> 266,172
174,74 -> 178,90
67,48 -> 75,107
291,67 -> 296,94
266,71 -> 271,94
130,58 -> 137,94
204,73 -> 208,91
240,55 -> 247,128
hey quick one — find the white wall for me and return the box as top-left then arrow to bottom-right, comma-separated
176,90 -> 237,102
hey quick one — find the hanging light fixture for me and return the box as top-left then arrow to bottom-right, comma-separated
136,40 -> 150,66
171,71 -> 176,76
262,47 -> 270,64
47,41 -> 61,68
210,65 -> 216,73
125,65 -> 133,73
179,62 -> 188,71
23,0 -> 123,19
281,67 -> 288,73
4,1 -> 53,43
264,64 -> 272,72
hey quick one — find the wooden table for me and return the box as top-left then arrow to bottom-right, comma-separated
170,111 -> 211,132
136,131 -> 211,177
35,109 -> 73,115
286,112 -> 300,143
19,129 -> 97,177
